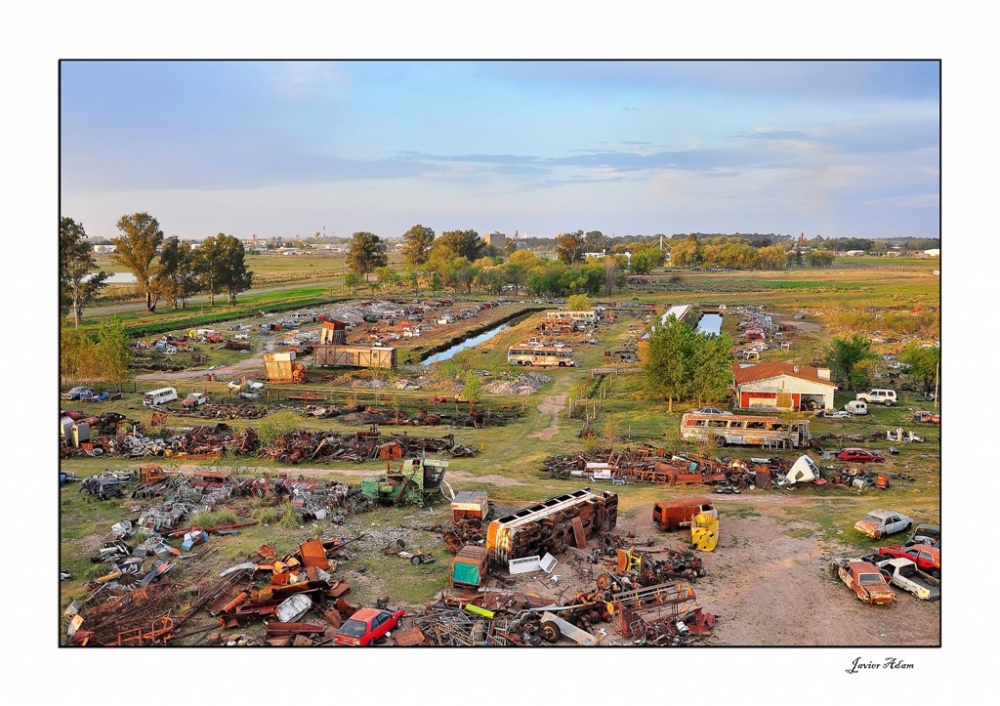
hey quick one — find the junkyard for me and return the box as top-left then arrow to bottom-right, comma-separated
58,284 -> 941,649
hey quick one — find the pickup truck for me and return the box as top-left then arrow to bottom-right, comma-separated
182,392 -> 209,408
876,558 -> 940,601
830,558 -> 895,605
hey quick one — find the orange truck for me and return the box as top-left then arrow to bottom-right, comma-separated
652,497 -> 718,532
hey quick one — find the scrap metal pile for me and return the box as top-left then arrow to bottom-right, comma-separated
408,531 -> 716,647
259,428 -> 461,464
164,403 -> 268,420
540,446 -> 793,492
66,535 -> 365,647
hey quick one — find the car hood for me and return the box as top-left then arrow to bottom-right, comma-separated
854,520 -> 881,535
863,583 -> 895,604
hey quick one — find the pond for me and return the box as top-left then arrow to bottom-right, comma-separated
695,313 -> 723,336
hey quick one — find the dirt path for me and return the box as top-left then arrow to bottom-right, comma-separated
135,350 -> 268,382
527,394 -> 567,441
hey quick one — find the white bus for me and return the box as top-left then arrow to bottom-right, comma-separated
680,412 -> 811,449
143,387 -> 179,407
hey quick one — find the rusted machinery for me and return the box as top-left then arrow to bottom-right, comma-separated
264,352 -> 306,383
485,489 -> 618,568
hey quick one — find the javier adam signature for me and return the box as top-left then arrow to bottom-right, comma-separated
847,657 -> 915,674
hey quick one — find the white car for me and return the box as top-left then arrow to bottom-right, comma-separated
694,407 -> 733,416
845,400 -> 868,415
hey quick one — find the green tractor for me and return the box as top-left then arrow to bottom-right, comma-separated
361,458 -> 449,507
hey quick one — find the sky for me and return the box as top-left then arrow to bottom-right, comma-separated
60,60 -> 940,242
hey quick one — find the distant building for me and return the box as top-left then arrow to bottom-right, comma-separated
922,248 -> 940,257
844,250 -> 866,257
485,231 -> 506,249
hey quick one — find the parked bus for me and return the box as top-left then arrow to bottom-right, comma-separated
679,412 -> 811,449
143,387 -> 178,407
507,343 -> 576,367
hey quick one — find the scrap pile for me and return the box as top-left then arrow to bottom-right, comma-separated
259,428 -> 457,464
166,404 -> 268,420
66,535 -> 364,647
540,446 -> 779,491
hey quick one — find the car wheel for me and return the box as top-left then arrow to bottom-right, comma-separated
540,621 -> 561,643
715,437 -> 726,448
904,523 -> 912,532
931,569 -> 940,579
884,400 -> 892,407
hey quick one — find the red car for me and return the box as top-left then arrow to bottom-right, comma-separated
334,607 -> 406,646
836,448 -> 886,463
876,544 -> 940,578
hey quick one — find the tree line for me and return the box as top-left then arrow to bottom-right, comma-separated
60,212 -> 254,326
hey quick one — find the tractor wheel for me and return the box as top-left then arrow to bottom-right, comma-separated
540,621 -> 561,643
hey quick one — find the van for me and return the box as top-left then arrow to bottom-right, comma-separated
652,497 -> 718,532
845,400 -> 868,415
856,389 -> 897,406
143,387 -> 178,407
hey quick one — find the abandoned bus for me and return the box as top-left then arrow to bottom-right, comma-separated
507,343 -> 576,367
142,387 -> 178,407
679,412 -> 811,449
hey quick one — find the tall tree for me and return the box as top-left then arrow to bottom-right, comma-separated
111,212 -> 164,311
96,316 -> 134,391
643,315 -> 695,412
192,235 -> 225,306
217,234 -> 253,304
431,229 -> 483,261
401,224 -> 435,267
584,230 -> 606,253
346,232 -> 388,281
60,217 -> 109,327
60,325 -> 100,384
603,256 -> 619,295
669,234 -> 703,267
155,236 -> 197,309
555,230 -> 585,265
688,332 -> 735,406
827,335 -> 873,390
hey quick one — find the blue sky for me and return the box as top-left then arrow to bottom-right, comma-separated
60,60 -> 940,241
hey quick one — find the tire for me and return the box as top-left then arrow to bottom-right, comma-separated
540,621 -> 561,643
715,437 -> 726,448
931,569 -> 940,579
884,400 -> 892,407
904,523 -> 912,533
410,555 -> 423,566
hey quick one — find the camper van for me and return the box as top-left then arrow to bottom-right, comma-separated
143,387 -> 178,407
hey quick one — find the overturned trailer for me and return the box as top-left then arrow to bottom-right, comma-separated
486,488 -> 618,568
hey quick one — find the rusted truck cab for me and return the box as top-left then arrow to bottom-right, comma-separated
652,497 -> 718,531
831,559 -> 895,605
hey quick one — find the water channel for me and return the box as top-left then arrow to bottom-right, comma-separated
695,313 -> 723,336
421,312 -> 532,366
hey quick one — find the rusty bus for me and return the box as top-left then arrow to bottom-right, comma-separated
679,412 -> 811,449
507,343 -> 576,367
485,488 -> 617,567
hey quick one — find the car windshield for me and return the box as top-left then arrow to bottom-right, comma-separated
337,619 -> 367,637
859,573 -> 885,585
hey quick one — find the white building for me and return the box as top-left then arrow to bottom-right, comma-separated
732,362 -> 838,412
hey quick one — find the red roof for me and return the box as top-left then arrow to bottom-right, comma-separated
732,362 -> 837,387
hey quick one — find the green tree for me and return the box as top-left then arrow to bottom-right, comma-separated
688,332 -> 734,406
155,236 -> 197,309
630,247 -> 664,274
504,239 -> 518,258
111,212 -> 164,311
217,234 -> 253,304
555,230 -> 585,265
96,316 -> 134,391
827,334 -> 873,390
60,325 -> 100,384
430,229 -> 483,262
346,232 -> 388,281
462,370 -> 482,413
758,245 -> 789,270
192,235 -> 225,306
566,294 -> 592,311
344,271 -> 361,294
806,250 -> 835,268
644,315 -> 695,412
376,266 -> 400,289
60,217 -> 109,327
401,224 -> 435,267
585,230 -> 606,253
899,341 -> 941,397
